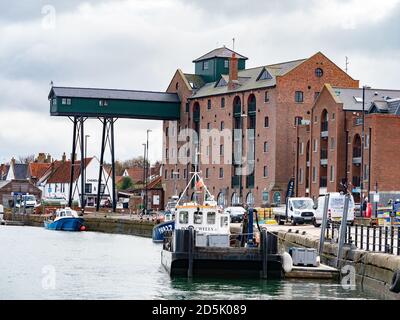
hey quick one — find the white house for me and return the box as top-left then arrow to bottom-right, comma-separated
38,156 -> 113,207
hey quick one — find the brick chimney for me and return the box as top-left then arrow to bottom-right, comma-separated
46,154 -> 52,163
37,153 -> 46,163
228,53 -> 239,90
62,152 -> 67,162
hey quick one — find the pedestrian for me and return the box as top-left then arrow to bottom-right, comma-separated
362,196 -> 368,216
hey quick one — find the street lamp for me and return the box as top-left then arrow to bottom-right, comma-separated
84,135 -> 90,206
142,143 -> 146,214
360,85 -> 371,217
145,129 -> 152,214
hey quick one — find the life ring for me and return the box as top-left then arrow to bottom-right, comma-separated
389,269 -> 400,293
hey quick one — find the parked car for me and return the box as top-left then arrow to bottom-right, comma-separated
15,194 -> 37,208
313,192 -> 355,227
274,197 -> 315,225
224,206 -> 246,223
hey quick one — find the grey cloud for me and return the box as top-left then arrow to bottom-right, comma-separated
0,0 -> 116,23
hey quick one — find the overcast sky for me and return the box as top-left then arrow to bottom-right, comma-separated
0,0 -> 399,165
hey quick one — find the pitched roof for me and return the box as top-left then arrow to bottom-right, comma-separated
29,163 -> 51,179
331,87 -> 400,111
191,58 -> 306,98
49,87 -> 180,103
193,46 -> 248,62
0,180 -> 10,189
124,167 -> 144,182
13,163 -> 29,180
46,158 -> 93,184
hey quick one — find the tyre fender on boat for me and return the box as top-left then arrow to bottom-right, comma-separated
389,269 -> 400,293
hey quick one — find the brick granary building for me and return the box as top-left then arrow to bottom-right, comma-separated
162,47 -> 359,207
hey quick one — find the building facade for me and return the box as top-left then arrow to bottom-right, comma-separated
296,84 -> 400,210
162,47 -> 358,207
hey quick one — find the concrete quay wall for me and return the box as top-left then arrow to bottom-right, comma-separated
277,230 -> 400,300
3,212 -> 154,238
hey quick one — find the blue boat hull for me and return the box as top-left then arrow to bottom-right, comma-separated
44,217 -> 84,231
152,220 -> 175,243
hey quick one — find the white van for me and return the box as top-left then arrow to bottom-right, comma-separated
313,192 -> 355,227
274,197 -> 315,225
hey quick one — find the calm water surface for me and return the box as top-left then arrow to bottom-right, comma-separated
0,226 -> 377,300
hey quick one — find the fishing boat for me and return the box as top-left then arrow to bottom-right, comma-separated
152,210 -> 175,242
44,207 -> 86,231
161,169 -> 284,278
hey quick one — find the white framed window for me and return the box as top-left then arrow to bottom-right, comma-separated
224,60 -> 229,68
62,98 -> 67,105
330,165 -> 335,182
299,142 -> 304,155
313,139 -> 318,152
203,61 -> 209,70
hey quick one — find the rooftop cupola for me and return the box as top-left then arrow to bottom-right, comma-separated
192,46 -> 247,83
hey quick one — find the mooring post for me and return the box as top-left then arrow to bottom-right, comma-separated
247,208 -> 254,247
336,194 -> 350,268
318,194 -> 330,256
261,228 -> 268,279
96,118 -> 107,212
188,226 -> 194,278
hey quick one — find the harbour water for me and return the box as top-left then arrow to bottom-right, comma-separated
0,226 -> 378,300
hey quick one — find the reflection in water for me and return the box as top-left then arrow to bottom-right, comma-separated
0,226 -> 375,300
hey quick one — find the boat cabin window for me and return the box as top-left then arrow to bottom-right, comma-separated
207,212 -> 216,225
194,211 -> 203,224
179,211 -> 189,224
220,216 -> 229,228
65,211 -> 72,217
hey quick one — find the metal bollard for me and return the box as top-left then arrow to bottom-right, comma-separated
379,226 -> 382,252
366,226 -> 370,251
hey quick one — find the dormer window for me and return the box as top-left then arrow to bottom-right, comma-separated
258,68 -> 272,81
216,77 -> 227,87
203,61 -> 209,70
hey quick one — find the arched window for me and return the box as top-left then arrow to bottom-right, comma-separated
233,96 -> 241,116
231,192 -> 240,205
246,192 -> 254,206
321,109 -> 328,132
247,94 -> 256,115
217,192 -> 226,207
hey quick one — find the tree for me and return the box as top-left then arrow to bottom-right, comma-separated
17,155 -> 35,164
117,176 -> 134,191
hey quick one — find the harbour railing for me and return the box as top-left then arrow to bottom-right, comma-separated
326,221 -> 400,255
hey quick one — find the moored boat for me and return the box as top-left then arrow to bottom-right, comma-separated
44,207 -> 86,231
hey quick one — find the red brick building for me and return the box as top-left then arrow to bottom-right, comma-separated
162,47 -> 358,207
296,84 -> 400,210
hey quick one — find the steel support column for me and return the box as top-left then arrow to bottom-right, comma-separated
80,117 -> 85,213
95,117 -> 117,213
96,118 -> 107,211
68,117 -> 78,207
